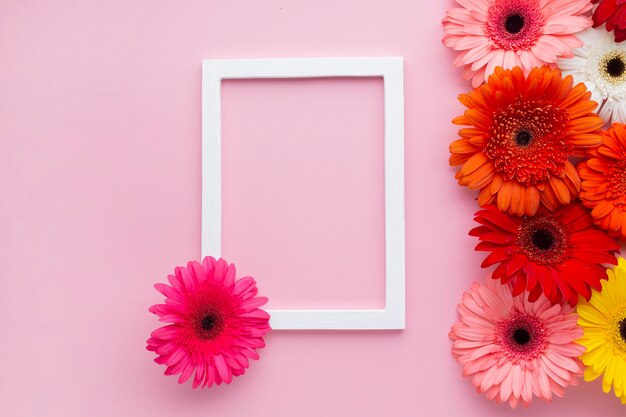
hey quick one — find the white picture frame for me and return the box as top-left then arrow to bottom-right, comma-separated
202,57 -> 405,330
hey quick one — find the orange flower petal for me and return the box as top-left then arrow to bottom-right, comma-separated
549,177 -> 571,205
459,152 -> 490,177
497,181 -> 514,213
449,66 -> 603,215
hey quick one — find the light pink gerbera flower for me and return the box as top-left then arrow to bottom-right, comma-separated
450,279 -> 584,408
147,257 -> 271,388
442,0 -> 593,87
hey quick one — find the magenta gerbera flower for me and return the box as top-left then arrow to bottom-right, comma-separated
147,257 -> 271,388
450,279 -> 584,408
442,0 -> 593,87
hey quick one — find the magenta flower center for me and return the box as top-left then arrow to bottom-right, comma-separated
518,216 -> 568,264
201,314 -> 217,330
195,310 -> 225,340
486,0 -> 544,51
498,312 -> 546,361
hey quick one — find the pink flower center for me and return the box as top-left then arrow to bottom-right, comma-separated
497,312 -> 546,362
486,0 -> 544,51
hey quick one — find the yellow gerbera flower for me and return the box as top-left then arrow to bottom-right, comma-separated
577,257 -> 626,405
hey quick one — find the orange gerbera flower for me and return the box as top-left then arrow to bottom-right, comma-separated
578,123 -> 626,239
450,66 -> 604,216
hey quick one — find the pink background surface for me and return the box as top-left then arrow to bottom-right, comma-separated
222,77 -> 385,309
1,1 -> 623,416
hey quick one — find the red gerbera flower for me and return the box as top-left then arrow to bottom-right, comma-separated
470,203 -> 619,306
147,257 -> 271,388
593,0 -> 626,43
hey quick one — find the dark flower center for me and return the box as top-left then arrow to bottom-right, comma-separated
498,313 -> 546,361
201,313 -> 218,331
606,57 -> 626,78
518,216 -> 568,265
486,2 -> 542,50
620,318 -> 626,342
505,14 -> 525,34
515,130 -> 532,147
196,311 -> 224,340
512,328 -> 531,345
531,228 -> 554,251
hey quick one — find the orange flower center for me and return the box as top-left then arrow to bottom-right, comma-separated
485,97 -> 571,184
605,162 -> 626,207
517,215 -> 569,264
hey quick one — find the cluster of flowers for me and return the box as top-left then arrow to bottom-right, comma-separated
443,0 -> 626,408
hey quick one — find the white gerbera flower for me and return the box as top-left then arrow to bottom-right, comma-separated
558,26 -> 626,124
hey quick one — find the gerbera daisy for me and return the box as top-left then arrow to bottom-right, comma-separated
592,0 -> 626,43
450,66 -> 604,216
450,279 -> 585,408
470,203 -> 619,306
558,26 -> 626,124
442,0 -> 592,87
577,257 -> 626,404
578,123 -> 626,239
146,257 -> 271,388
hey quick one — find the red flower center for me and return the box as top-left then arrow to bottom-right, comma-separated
498,312 -> 546,361
486,0 -> 544,50
531,228 -> 554,251
518,215 -> 568,264
486,97 -> 571,184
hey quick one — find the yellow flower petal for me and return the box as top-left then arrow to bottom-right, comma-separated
604,354 -> 616,389
584,366 -> 603,382
577,304 -> 608,325
577,258 -> 626,403
578,334 -> 607,352
583,344 -> 610,370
